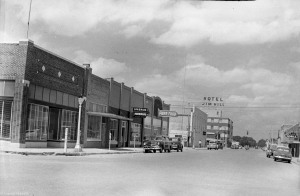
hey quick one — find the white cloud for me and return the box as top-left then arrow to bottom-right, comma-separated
91,57 -> 129,81
152,0 -> 300,47
4,0 -> 300,46
73,50 -> 130,82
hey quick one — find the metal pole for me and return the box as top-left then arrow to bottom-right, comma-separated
190,105 -> 194,149
134,135 -> 136,151
74,97 -> 86,152
26,0 -> 33,39
109,132 -> 111,151
64,128 -> 68,153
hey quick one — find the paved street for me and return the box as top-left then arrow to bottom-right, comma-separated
0,148 -> 299,196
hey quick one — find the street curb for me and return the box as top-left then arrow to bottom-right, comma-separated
54,151 -> 143,156
1,151 -> 55,156
292,159 -> 300,165
1,150 -> 143,156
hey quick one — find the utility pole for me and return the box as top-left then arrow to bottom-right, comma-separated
190,105 -> 195,149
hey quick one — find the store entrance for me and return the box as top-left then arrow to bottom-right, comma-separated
48,108 -> 60,140
120,121 -> 128,147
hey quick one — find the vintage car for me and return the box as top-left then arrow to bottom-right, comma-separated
207,140 -> 218,150
273,146 -> 292,163
143,135 -> 172,153
266,144 -> 277,158
170,137 -> 183,152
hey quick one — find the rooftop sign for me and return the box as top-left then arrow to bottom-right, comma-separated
202,96 -> 224,107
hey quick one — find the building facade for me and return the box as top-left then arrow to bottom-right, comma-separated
0,40 -> 170,149
206,117 -> 233,147
168,105 -> 207,147
279,124 -> 300,158
0,40 -> 87,148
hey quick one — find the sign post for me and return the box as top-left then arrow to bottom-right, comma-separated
109,132 -> 111,151
64,128 -> 68,153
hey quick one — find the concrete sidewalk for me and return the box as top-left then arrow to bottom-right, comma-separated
0,146 -> 144,156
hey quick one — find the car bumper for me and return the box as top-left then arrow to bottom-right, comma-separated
143,145 -> 160,150
274,155 -> 292,161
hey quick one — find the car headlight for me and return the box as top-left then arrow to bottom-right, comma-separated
157,142 -> 160,145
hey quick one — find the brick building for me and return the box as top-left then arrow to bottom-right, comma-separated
168,105 -> 207,148
0,40 -> 87,148
206,117 -> 233,147
0,40 -> 170,149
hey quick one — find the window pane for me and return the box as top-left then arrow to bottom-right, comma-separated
26,103 -> 49,141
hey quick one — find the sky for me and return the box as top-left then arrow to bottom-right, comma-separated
1,0 -> 300,141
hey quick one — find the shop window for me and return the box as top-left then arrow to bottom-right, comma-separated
60,109 -> 78,140
26,104 -> 48,140
87,116 -> 102,141
110,119 -> 118,141
0,100 -> 13,139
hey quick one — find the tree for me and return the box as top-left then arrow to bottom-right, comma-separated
257,139 -> 266,147
232,136 -> 242,143
239,136 -> 257,147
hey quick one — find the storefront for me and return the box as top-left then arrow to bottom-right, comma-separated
280,123 -> 300,158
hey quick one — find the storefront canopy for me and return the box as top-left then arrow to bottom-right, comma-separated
87,112 -> 133,121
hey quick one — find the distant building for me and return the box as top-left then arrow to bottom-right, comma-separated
168,105 -> 207,148
206,116 -> 233,147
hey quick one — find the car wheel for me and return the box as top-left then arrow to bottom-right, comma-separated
181,147 -> 183,152
168,148 -> 171,153
144,150 -> 148,153
159,148 -> 162,153
153,150 -> 156,153
164,149 -> 167,152
274,157 -> 277,161
287,160 -> 291,163
177,148 -> 179,152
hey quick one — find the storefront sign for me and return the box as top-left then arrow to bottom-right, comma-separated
158,110 -> 178,117
202,96 -> 224,107
133,107 -> 148,118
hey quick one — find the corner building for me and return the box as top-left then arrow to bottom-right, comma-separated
0,40 -> 87,148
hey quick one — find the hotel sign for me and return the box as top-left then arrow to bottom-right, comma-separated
158,110 -> 178,117
202,97 -> 224,107
133,107 -> 148,118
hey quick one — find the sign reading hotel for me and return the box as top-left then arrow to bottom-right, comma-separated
158,110 -> 178,117
133,107 -> 148,118
202,97 -> 224,107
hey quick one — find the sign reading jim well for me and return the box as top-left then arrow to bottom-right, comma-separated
202,97 -> 224,107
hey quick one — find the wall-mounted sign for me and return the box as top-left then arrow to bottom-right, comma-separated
133,107 -> 148,118
202,96 -> 224,107
158,110 -> 178,117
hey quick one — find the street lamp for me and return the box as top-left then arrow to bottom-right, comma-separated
74,96 -> 86,152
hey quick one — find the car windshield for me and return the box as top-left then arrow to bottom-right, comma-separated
155,137 -> 162,140
277,147 -> 289,152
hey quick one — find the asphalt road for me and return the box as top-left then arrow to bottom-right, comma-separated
0,148 -> 299,196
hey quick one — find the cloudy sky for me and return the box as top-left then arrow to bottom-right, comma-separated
1,0 -> 300,141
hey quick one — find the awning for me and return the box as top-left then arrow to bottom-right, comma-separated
87,112 -> 133,121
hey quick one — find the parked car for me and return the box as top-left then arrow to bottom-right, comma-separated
143,135 -> 172,153
207,140 -> 218,150
266,144 -> 277,158
170,137 -> 183,152
273,146 -> 292,163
